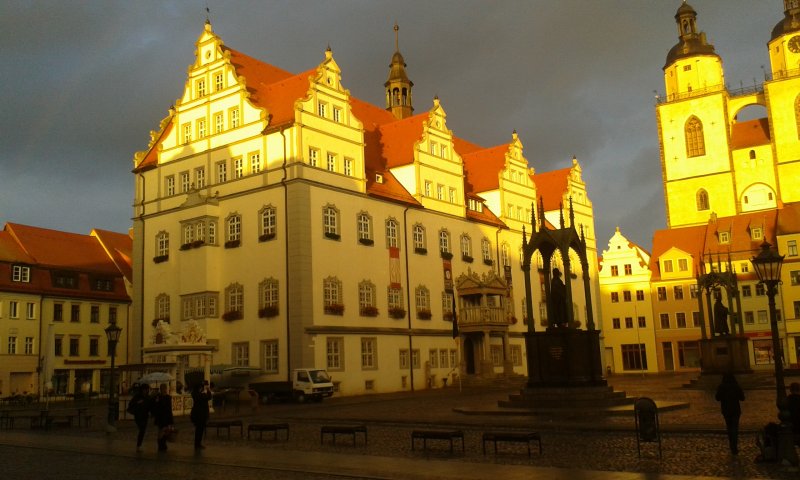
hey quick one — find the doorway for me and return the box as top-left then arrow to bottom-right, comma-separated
465,337 -> 476,374
662,342 -> 675,371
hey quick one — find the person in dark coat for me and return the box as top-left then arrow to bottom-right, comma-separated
190,381 -> 212,450
151,383 -> 174,452
788,382 -> 800,444
715,373 -> 745,455
128,383 -> 152,450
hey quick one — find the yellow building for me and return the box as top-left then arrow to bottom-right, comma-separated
131,22 -> 602,396
0,223 -> 132,397
598,228 -> 656,374
656,1 -> 800,230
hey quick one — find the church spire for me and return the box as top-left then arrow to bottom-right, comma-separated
385,23 -> 414,119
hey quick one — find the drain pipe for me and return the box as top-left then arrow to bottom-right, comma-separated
403,206 -> 414,391
278,126 -> 290,382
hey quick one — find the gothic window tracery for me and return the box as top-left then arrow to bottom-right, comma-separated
685,116 -> 705,157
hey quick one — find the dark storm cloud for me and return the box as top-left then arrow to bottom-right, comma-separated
0,1 -> 779,247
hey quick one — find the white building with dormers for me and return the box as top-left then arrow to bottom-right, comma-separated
131,21 -> 602,396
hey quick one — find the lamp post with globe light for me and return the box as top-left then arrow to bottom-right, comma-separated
751,240 -> 797,466
104,321 -> 122,433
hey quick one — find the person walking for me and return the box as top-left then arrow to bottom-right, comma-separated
190,381 -> 212,450
715,373 -> 745,455
128,383 -> 152,450
151,383 -> 174,452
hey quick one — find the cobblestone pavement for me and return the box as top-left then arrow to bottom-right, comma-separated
2,372 -> 798,479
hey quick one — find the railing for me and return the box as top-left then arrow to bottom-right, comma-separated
772,67 -> 800,80
458,306 -> 508,326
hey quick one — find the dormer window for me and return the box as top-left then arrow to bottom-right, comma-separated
751,227 -> 763,241
375,173 -> 384,184
52,271 -> 78,289
719,231 -> 730,244
12,265 -> 31,283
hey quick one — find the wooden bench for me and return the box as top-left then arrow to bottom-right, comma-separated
320,424 -> 367,446
247,422 -> 289,441
482,431 -> 541,456
206,419 -> 243,438
411,429 -> 464,454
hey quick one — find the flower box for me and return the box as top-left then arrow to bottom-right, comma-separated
324,232 -> 340,240
358,238 -> 374,246
224,239 -> 241,249
324,304 -> 345,315
483,258 -> 494,266
179,244 -> 191,251
258,305 -> 279,318
388,307 -> 406,319
151,317 -> 170,327
222,310 -> 243,322
443,312 -> 454,322
191,240 -> 205,248
414,247 -> 427,255
416,309 -> 432,320
440,251 -> 453,260
461,255 -> 473,263
360,306 -> 379,317
258,233 -> 276,242
153,254 -> 169,263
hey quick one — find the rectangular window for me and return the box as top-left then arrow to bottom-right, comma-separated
24,337 -> 34,355
689,284 -> 698,299
180,172 -> 190,192
326,337 -> 344,370
195,167 -> 205,189
197,119 -> 206,139
12,265 -> 31,282
233,157 -> 244,179
230,108 -> 240,128
424,181 -> 432,197
250,153 -> 261,174
623,291 -> 632,302
449,188 -> 456,204
610,265 -> 619,276
232,342 -> 249,367
692,311 -> 700,327
678,258 -> 688,272
756,283 -> 765,296
791,270 -> 800,286
326,153 -> 337,172
625,317 -> 633,329
109,307 -> 117,324
9,301 -> 18,319
333,107 -> 341,123
638,316 -> 646,328
216,161 -> 227,183
676,312 -> 687,328
26,303 -> 35,320
621,344 -> 647,371
660,313 -> 670,329
214,112 -> 224,133
657,287 -> 667,301
89,338 -> 99,356
741,285 -> 752,297
439,349 -> 449,369
612,317 -> 620,329
636,290 -> 645,301
8,336 -> 17,354
317,102 -> 327,118
361,337 -> 377,369
788,240 -> 798,257
70,304 -> 80,323
429,349 -> 438,368
744,311 -> 754,324
610,292 -> 619,303
69,337 -> 79,356
54,337 -> 63,356
794,301 -> 800,319
344,158 -> 353,176
624,264 -> 632,275
53,303 -> 63,322
309,148 -> 319,167
196,78 -> 206,97
758,310 -> 768,324
663,260 -> 673,273
258,340 -> 278,373
674,285 -> 684,300
752,227 -> 763,241
165,176 -> 175,196
411,349 -> 420,369
510,345 -> 522,366
490,345 -> 503,367
399,349 -> 410,369
214,72 -> 223,91
182,123 -> 192,144
90,305 -> 100,323
437,185 -> 444,201
678,341 -> 700,368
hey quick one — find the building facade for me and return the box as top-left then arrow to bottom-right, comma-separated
131,22 -> 602,396
0,224 -> 132,397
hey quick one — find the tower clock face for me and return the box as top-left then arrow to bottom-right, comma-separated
789,35 -> 800,53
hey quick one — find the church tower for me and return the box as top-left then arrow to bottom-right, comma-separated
766,0 -> 800,204
656,2 -> 735,228
385,23 -> 414,119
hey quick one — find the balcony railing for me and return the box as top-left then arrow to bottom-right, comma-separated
458,306 -> 509,326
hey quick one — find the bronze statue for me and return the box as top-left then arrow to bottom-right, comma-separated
549,268 -> 568,328
713,294 -> 730,336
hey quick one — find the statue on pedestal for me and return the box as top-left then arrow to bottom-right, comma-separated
713,294 -> 730,336
549,268 -> 568,328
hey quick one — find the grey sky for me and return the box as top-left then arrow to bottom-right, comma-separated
0,1 -> 779,252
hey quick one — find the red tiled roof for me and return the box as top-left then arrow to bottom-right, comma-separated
703,210 -> 779,257
730,118 -> 770,150
649,224 -> 707,277
0,230 -> 34,263
777,202 -> 800,234
92,229 -> 134,282
533,167 -> 571,211
461,143 -> 508,193
5,223 -> 124,275
378,114 -> 427,168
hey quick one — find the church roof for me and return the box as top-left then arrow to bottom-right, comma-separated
730,118 -> 771,150
461,143 -> 509,193
532,167 -> 571,211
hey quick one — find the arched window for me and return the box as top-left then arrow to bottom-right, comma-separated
155,294 -> 170,322
415,285 -> 431,318
460,234 -> 472,259
226,214 -> 241,242
685,116 -> 705,157
385,218 -> 398,248
225,283 -> 244,317
155,231 -> 169,258
412,224 -> 426,251
259,278 -> 279,314
439,230 -> 451,254
749,150 -> 756,160
358,281 -> 376,315
323,277 -> 343,314
323,205 -> 339,239
259,206 -> 276,239
696,189 -> 709,211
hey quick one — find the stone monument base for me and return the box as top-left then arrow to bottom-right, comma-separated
699,336 -> 752,375
524,330 -> 605,387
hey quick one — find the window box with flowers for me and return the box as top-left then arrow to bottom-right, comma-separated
440,251 -> 453,260
180,243 -> 192,251
192,240 -> 205,248
414,247 -> 427,255
258,305 -> 279,318
222,310 -> 243,322
483,258 -> 494,266
324,232 -> 340,240
258,233 -> 276,242
151,317 -> 170,327
324,304 -> 345,315
358,238 -> 374,246
388,307 -> 406,319
416,309 -> 432,320
443,312 -> 454,322
153,254 -> 169,263
359,305 -> 379,317
225,239 -> 241,249
461,255 -> 473,263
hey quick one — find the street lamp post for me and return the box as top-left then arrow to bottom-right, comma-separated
104,322 -> 122,433
751,241 -> 798,466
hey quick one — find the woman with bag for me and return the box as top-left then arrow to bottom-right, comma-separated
190,380 -> 212,450
151,383 -> 174,452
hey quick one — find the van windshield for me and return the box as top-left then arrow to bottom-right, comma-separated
309,370 -> 330,383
